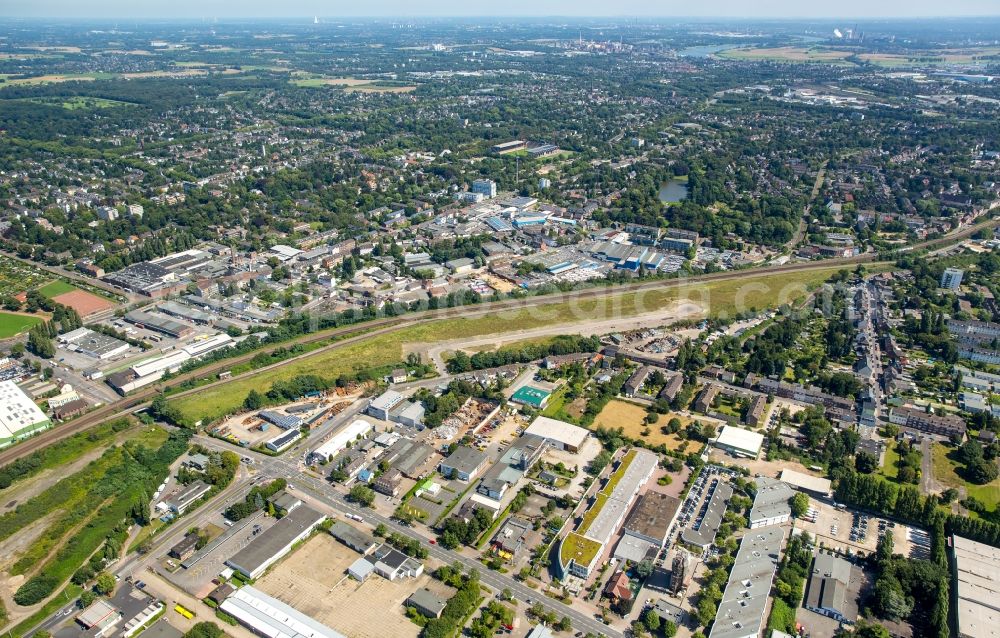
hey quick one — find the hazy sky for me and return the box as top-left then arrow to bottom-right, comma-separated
5,0 -> 1000,19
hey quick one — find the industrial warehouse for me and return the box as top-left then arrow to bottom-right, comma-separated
226,505 -> 326,579
220,586 -> 347,638
0,380 -> 51,448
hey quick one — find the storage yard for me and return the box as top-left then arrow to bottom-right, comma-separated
255,533 -> 444,638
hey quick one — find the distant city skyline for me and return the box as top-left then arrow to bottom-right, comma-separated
4,0 -> 1000,19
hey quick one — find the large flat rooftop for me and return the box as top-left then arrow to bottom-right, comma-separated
952,534 -> 1000,638
710,526 -> 785,638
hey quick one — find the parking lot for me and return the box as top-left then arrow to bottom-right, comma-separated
795,499 -> 921,558
163,509 -> 275,597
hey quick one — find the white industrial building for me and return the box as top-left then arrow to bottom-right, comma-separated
226,505 -> 326,579
106,332 -> 234,395
748,477 -> 794,529
714,425 -> 765,459
0,380 -> 51,448
951,534 -> 1000,638
220,586 -> 346,638
57,327 -> 130,360
367,390 -> 405,420
523,416 -> 589,452
779,469 -> 833,498
309,419 -> 373,464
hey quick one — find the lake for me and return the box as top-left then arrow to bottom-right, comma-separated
659,179 -> 689,204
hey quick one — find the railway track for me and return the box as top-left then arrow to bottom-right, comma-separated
0,214 -> 995,466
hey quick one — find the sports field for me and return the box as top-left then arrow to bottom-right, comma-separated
51,290 -> 116,316
37,280 -> 78,298
171,266 -> 845,422
0,312 -> 43,339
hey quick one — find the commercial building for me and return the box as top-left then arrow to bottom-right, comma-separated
0,380 -> 51,448
259,410 -> 303,430
166,480 -> 211,514
511,385 -> 552,410
490,516 -> 533,561
365,543 -> 424,581
951,534 -> 1000,638
714,425 -> 765,459
104,262 -> 178,297
347,558 -> 374,582
77,599 -> 121,633
475,435 -> 546,504
57,327 -> 130,360
523,416 -> 589,453
709,526 -> 785,638
105,334 -> 233,395
226,505 -> 326,579
559,449 -> 659,578
268,490 -> 301,516
405,588 -> 448,619
220,586 -> 346,638
328,521 -> 378,555
526,626 -> 555,638
169,533 -> 200,561
779,469 -> 833,498
681,481 -> 734,549
748,477 -> 794,529
308,419 -> 374,464
440,446 -> 489,482
804,552 -> 859,623
941,267 -> 965,290
380,437 -> 436,478
391,400 -> 425,428
265,428 -> 301,453
620,491 -> 681,548
124,310 -> 194,338
368,390 -> 405,420
373,468 -> 403,497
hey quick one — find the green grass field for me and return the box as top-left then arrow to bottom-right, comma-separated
0,312 -> 42,338
932,442 -> 1000,512
37,280 -> 79,298
881,443 -> 900,480
171,267 -> 846,422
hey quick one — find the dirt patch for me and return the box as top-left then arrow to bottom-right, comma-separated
0,513 -> 58,572
52,289 -> 115,316
256,533 -> 445,638
592,400 -> 695,450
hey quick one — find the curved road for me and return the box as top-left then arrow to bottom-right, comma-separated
0,214 -> 995,467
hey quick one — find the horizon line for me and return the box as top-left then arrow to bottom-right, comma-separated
3,14 -> 1000,20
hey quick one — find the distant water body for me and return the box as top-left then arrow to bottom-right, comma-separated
658,179 -> 689,203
